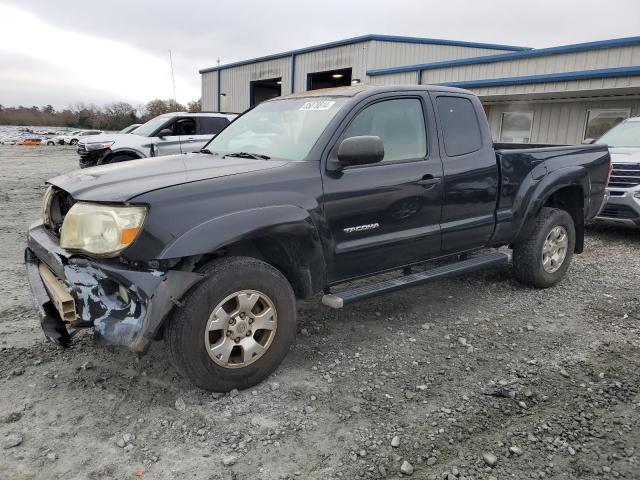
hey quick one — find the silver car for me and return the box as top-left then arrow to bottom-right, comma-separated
595,117 -> 640,227
77,112 -> 236,168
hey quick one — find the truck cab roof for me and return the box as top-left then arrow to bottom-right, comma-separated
154,111 -> 238,120
272,84 -> 475,100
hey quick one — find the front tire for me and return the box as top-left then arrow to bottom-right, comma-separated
166,256 -> 297,392
99,153 -> 137,165
69,139 -> 78,145
513,207 -> 575,288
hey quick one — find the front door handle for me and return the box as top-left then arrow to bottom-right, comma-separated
416,174 -> 441,186
185,138 -> 197,143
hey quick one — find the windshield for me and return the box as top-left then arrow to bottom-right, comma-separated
597,120 -> 640,148
133,116 -> 171,137
204,97 -> 348,161
119,125 -> 138,134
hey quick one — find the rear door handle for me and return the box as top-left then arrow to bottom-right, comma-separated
416,174 -> 441,186
186,138 -> 197,142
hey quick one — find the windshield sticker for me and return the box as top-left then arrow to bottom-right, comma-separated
299,101 -> 336,111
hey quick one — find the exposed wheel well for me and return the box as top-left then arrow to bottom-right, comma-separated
192,235 -> 317,300
544,186 -> 584,253
102,151 -> 141,163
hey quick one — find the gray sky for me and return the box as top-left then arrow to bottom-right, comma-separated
1,0 -> 639,109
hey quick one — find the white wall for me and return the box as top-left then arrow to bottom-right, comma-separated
486,98 -> 640,144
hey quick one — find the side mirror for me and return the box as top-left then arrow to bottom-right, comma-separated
157,128 -> 172,139
337,136 -> 384,167
582,138 -> 596,145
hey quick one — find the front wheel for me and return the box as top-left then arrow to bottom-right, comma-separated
513,207 -> 575,288
166,256 -> 297,392
99,153 -> 137,165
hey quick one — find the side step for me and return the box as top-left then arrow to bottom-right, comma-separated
322,251 -> 509,309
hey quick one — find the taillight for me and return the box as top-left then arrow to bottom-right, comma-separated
605,159 -> 613,188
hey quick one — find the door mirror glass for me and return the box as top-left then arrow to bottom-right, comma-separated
157,128 -> 172,138
337,135 -> 384,167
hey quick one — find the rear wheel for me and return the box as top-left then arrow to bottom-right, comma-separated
513,207 -> 575,288
166,256 -> 297,392
46,141 -> 55,146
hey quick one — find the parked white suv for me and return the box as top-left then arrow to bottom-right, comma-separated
77,112 -> 236,168
46,130 -> 80,146
64,130 -> 103,145
595,116 -> 640,227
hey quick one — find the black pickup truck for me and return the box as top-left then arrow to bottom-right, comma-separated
25,85 -> 610,391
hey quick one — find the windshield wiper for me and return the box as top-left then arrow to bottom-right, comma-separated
223,151 -> 271,160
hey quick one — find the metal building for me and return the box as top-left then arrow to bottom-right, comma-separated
200,35 -> 640,144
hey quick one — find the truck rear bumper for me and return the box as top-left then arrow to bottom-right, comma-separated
595,186 -> 640,227
25,221 -> 203,353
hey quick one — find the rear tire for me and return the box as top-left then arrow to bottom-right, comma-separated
166,256 -> 297,392
513,207 -> 575,288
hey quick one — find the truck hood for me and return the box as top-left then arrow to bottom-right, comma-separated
48,153 -> 289,202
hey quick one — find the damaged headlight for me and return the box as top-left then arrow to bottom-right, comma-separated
41,185 -> 55,227
83,141 -> 114,151
60,203 -> 147,256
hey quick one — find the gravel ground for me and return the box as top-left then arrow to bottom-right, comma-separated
1,145 -> 639,480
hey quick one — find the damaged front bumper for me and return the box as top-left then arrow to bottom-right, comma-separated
25,220 -> 203,353
77,145 -> 109,167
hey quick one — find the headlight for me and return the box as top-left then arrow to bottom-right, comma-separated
83,141 -> 114,151
42,185 -> 54,227
60,203 -> 147,256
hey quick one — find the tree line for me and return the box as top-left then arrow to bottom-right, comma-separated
0,99 -> 202,131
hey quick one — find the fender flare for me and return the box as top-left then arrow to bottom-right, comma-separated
159,205 -> 327,297
102,147 -> 147,162
513,165 -> 589,244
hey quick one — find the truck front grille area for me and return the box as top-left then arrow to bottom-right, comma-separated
599,204 -> 639,221
609,163 -> 640,188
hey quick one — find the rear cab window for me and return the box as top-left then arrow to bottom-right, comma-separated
435,96 -> 483,157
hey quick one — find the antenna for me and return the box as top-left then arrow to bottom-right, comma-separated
169,49 -> 178,110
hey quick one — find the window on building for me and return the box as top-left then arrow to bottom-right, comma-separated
436,96 -> 483,156
307,68 -> 352,90
500,111 -> 534,144
583,109 -> 631,141
250,78 -> 282,107
341,98 -> 427,163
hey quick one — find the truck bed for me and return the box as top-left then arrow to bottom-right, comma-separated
490,142 -> 610,246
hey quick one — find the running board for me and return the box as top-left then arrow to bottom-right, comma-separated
322,252 -> 509,309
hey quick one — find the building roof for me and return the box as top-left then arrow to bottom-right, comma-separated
367,36 -> 640,76
198,34 -> 530,74
438,66 -> 640,89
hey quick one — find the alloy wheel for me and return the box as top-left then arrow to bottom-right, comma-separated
204,290 -> 277,368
